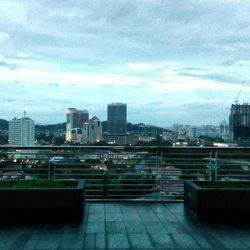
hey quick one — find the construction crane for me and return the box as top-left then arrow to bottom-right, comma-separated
234,81 -> 246,104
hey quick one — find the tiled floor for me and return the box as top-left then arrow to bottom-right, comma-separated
1,202 -> 250,249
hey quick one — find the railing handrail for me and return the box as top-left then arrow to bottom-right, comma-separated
1,145 -> 250,151
1,145 -> 250,201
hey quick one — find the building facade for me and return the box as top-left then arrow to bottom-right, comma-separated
66,108 -> 89,142
107,103 -> 127,135
70,128 -> 83,144
82,116 -> 102,144
229,103 -> 250,141
219,120 -> 230,142
9,117 -> 35,146
186,127 -> 197,140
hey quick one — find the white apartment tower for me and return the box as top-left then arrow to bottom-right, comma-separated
82,116 -> 102,144
9,117 -> 35,146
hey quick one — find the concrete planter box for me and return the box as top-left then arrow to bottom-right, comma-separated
0,180 -> 85,221
184,181 -> 250,220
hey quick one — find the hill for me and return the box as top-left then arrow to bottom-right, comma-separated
0,119 -> 8,130
36,123 -> 66,132
102,121 -> 165,134
0,119 -> 165,134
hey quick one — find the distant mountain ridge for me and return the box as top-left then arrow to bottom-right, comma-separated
0,119 -> 66,131
0,119 -> 165,133
36,123 -> 66,131
0,119 -> 8,130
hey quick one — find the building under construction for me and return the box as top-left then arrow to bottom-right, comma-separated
229,103 -> 250,141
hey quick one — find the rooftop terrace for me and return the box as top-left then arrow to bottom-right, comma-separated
1,202 -> 250,250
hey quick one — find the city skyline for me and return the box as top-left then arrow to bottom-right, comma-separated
1,1 -> 250,126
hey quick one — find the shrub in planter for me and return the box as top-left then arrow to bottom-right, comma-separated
0,179 -> 85,221
184,181 -> 250,220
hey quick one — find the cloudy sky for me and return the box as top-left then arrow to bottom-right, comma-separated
1,0 -> 250,126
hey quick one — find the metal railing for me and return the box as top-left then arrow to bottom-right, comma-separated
0,146 -> 250,201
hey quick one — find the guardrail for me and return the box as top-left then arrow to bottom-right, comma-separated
0,146 -> 250,201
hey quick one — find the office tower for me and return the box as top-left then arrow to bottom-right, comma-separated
173,124 -> 184,132
66,108 -> 89,142
229,103 -> 250,140
220,120 -> 229,135
9,117 -> 35,146
186,127 -> 196,139
219,121 -> 230,142
82,116 -> 102,144
107,103 -> 127,135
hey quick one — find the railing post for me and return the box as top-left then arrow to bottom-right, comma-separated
156,150 -> 162,201
103,171 -> 108,199
209,151 -> 218,182
214,151 -> 218,181
48,150 -> 51,180
48,149 -> 55,180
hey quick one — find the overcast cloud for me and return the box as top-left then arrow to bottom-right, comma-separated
0,0 -> 250,126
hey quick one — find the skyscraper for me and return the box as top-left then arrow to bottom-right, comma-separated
66,108 -> 89,142
9,117 -> 35,146
82,116 -> 102,144
229,103 -> 250,140
107,103 -> 127,135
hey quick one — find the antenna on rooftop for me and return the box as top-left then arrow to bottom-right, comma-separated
23,111 -> 26,117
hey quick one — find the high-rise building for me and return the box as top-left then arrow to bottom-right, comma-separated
186,127 -> 196,139
229,103 -> 250,140
219,120 -> 230,142
66,108 -> 89,142
9,117 -> 35,146
82,116 -> 102,144
107,103 -> 127,135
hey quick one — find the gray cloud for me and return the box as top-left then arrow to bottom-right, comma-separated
3,97 -> 16,103
0,61 -> 17,70
1,0 -> 249,65
48,83 -> 60,87
1,1 -> 250,125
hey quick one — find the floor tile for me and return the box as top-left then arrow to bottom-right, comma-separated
85,221 -> 105,234
124,221 -> 147,234
59,234 -> 84,249
149,233 -> 177,249
171,233 -> 200,249
34,233 -> 61,250
215,233 -> 248,249
107,234 -> 129,249
87,213 -> 105,222
1,202 -> 250,250
128,233 -> 154,249
144,221 -> 168,234
106,213 -> 123,222
0,234 -> 19,250
88,203 -> 105,213
106,221 -> 126,234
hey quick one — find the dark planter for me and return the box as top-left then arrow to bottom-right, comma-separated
0,180 -> 85,221
184,181 -> 250,220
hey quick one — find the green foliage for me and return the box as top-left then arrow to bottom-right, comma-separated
201,181 -> 250,189
0,180 -> 77,188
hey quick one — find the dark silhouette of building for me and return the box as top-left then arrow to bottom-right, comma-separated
229,103 -> 250,141
107,103 -> 127,135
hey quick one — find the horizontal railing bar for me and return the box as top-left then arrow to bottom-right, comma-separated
1,146 -> 250,201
